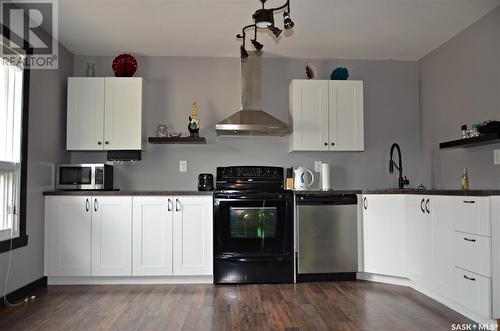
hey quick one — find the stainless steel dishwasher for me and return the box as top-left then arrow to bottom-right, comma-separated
296,194 -> 358,282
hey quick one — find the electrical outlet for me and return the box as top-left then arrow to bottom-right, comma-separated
179,160 -> 188,172
494,150 -> 500,165
314,161 -> 322,172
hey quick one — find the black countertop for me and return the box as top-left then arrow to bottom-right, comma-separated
43,190 -> 214,196
294,189 -> 500,196
44,189 -> 500,197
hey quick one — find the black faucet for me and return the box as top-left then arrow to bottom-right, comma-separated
389,143 -> 410,189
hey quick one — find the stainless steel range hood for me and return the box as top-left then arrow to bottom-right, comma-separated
216,52 -> 289,136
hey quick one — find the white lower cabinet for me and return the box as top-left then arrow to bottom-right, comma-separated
91,197 -> 132,276
453,267 -> 492,318
132,197 -> 173,276
362,195 -> 406,277
45,194 -> 213,280
363,194 -> 495,321
45,196 -> 92,276
172,196 -> 213,276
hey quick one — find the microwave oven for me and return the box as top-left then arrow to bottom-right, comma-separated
56,164 -> 114,190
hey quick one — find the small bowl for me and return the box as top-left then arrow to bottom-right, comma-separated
169,132 -> 182,138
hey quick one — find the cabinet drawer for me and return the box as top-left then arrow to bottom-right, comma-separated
453,267 -> 491,318
454,232 -> 491,277
454,197 -> 491,236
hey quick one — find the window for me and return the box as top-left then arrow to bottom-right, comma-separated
0,32 -> 29,252
0,59 -> 23,242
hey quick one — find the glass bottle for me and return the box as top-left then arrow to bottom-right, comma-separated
86,63 -> 96,77
461,168 -> 469,191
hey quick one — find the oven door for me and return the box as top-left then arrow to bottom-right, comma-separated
214,192 -> 293,258
56,164 -> 95,190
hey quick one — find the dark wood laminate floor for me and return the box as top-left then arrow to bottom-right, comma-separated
0,281 -> 472,331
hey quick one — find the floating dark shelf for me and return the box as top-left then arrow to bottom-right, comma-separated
148,137 -> 206,144
439,132 -> 500,149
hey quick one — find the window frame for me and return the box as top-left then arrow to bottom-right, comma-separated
0,23 -> 30,253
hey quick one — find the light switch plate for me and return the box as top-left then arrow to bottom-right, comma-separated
494,150 -> 500,165
314,161 -> 322,172
179,160 -> 188,172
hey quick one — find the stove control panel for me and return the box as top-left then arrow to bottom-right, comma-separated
217,166 -> 283,180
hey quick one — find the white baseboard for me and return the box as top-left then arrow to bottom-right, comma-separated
356,272 -> 410,286
357,272 -> 497,326
48,275 -> 213,285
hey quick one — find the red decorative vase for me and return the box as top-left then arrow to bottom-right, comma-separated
112,53 -> 137,77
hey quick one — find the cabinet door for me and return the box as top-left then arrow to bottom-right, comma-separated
362,195 -> 406,277
429,196 -> 454,297
104,78 -> 143,150
289,80 -> 329,151
132,197 -> 173,276
406,195 -> 431,286
66,78 -> 105,150
172,196 -> 213,276
45,196 -> 92,276
329,81 -> 364,151
91,196 -> 132,276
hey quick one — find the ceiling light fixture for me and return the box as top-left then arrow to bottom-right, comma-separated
236,0 -> 294,58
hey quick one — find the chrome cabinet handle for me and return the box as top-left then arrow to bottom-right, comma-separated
420,199 -> 425,213
167,199 -> 173,211
94,198 -> 98,212
425,199 -> 430,214
85,198 -> 90,212
463,200 -> 476,204
464,237 -> 476,242
363,197 -> 367,210
463,275 -> 476,281
175,199 -> 180,212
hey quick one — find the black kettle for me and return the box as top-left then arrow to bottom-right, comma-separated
198,174 -> 214,191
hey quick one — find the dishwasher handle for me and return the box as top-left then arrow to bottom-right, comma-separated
296,194 -> 358,205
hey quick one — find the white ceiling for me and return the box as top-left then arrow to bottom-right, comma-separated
58,0 -> 500,60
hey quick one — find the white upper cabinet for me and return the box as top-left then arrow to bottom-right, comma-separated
289,79 -> 364,152
104,78 -> 143,150
91,196 -> 133,276
329,81 -> 364,151
67,78 -> 105,150
289,80 -> 329,151
172,196 -> 213,276
66,77 -> 143,151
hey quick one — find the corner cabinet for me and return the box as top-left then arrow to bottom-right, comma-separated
45,194 -> 213,281
66,77 -> 143,151
289,80 -> 364,152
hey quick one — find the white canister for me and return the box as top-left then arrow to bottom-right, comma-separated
321,162 -> 331,191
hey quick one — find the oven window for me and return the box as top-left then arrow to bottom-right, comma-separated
60,167 -> 92,185
230,207 -> 277,239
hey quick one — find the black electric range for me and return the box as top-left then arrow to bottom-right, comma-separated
213,166 -> 294,284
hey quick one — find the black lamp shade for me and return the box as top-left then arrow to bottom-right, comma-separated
253,9 -> 274,28
269,25 -> 282,38
240,45 -> 249,58
251,39 -> 264,51
283,12 -> 294,29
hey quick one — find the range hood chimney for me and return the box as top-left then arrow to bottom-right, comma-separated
215,52 -> 289,136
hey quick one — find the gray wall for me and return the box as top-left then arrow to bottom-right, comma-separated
72,56 -> 421,190
419,6 -> 500,189
0,44 -> 73,294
